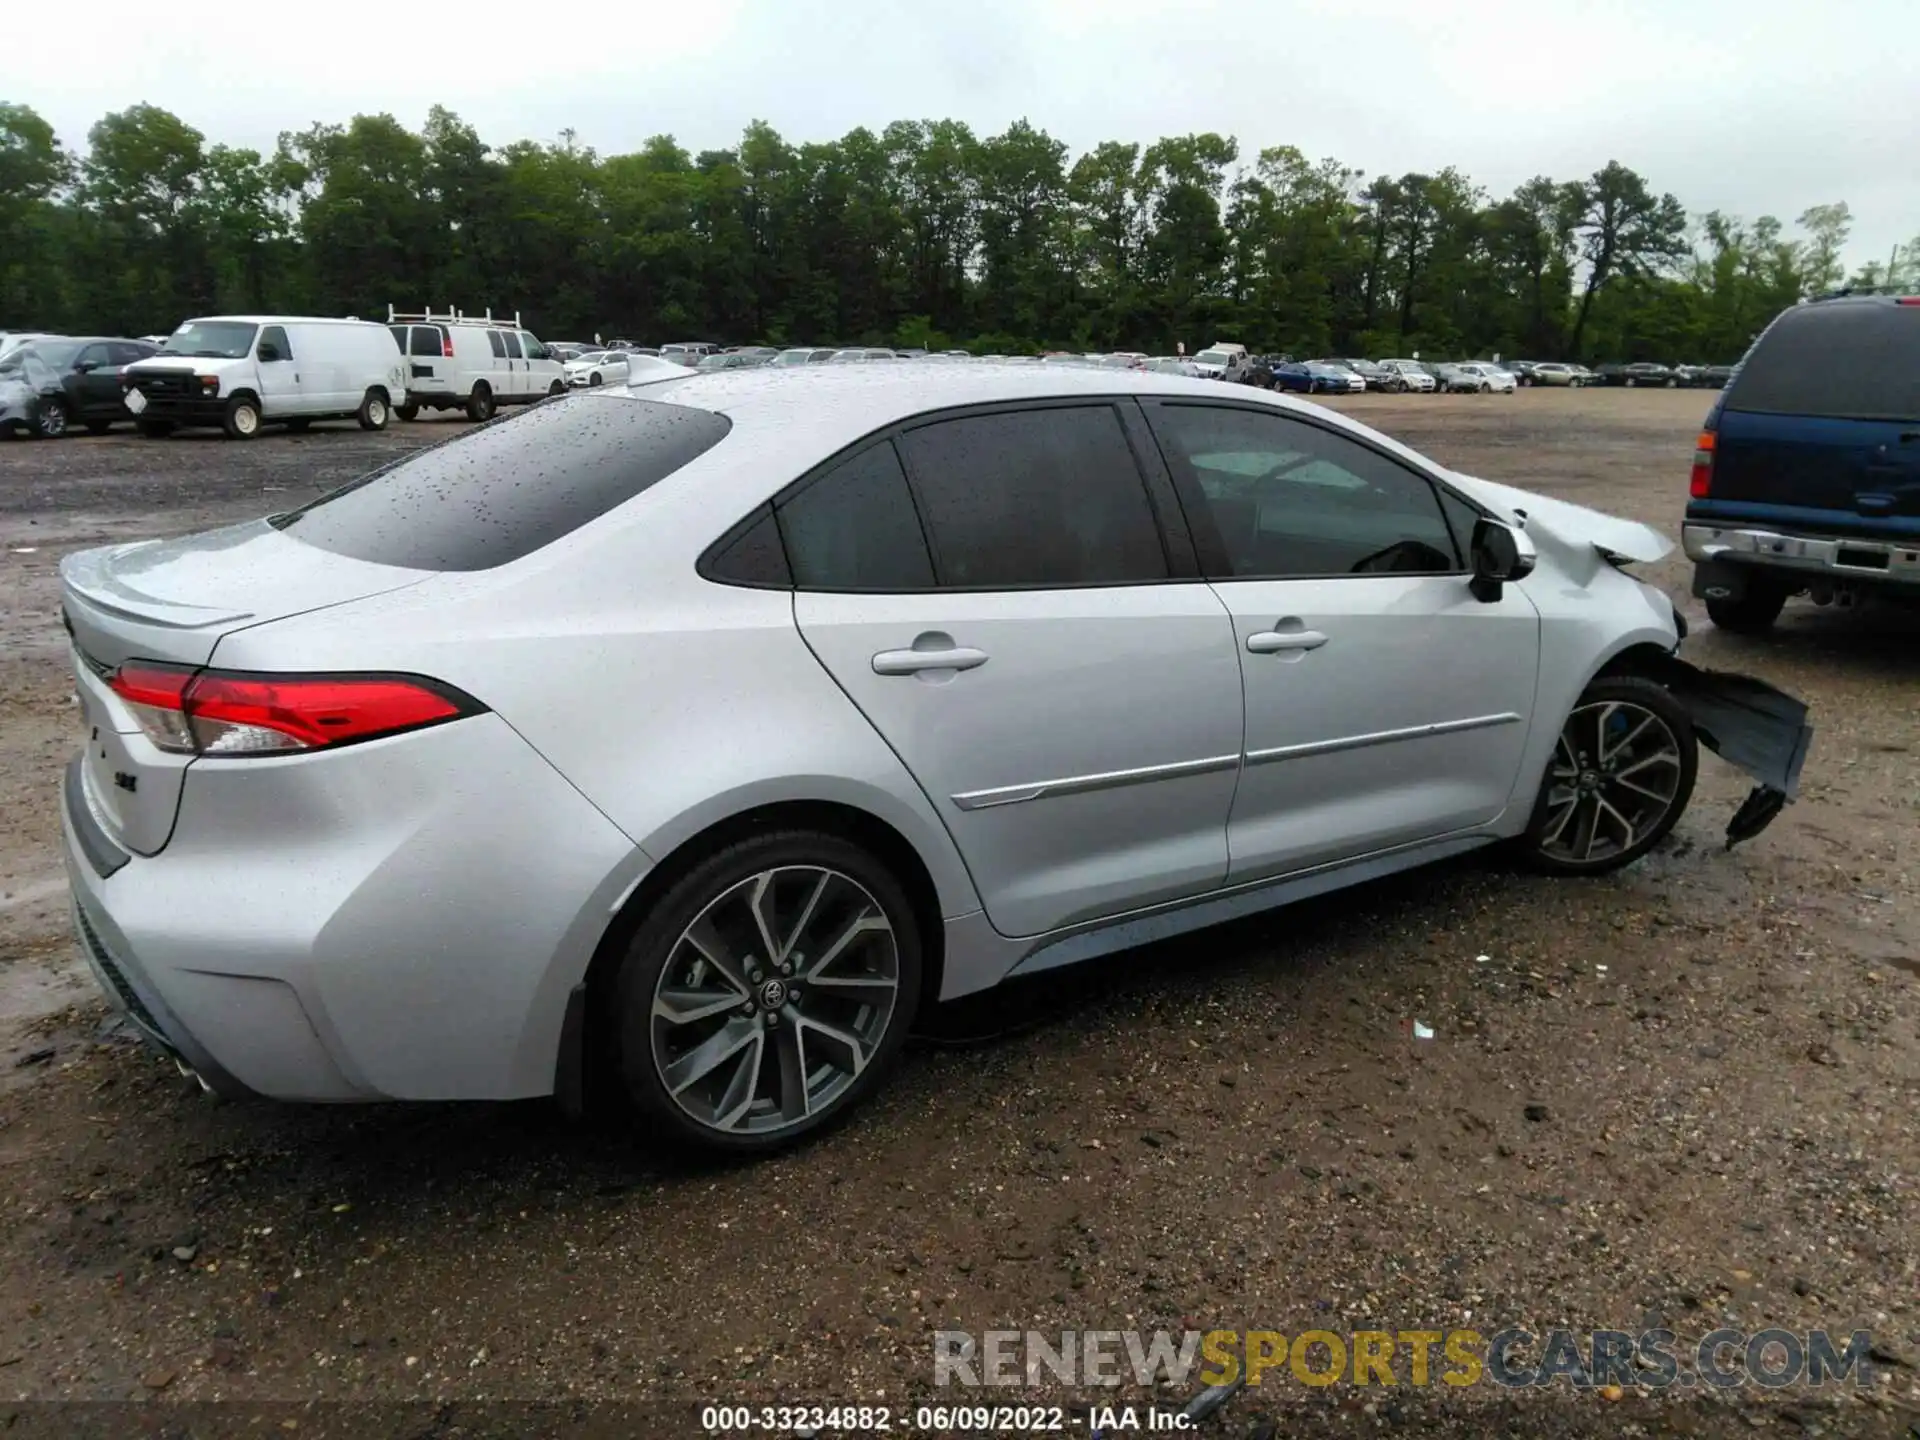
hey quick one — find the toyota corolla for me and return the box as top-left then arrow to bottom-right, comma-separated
59,365 -> 1811,1152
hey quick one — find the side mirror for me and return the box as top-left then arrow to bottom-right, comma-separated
257,344 -> 281,363
73,359 -> 98,373
1469,517 -> 1537,602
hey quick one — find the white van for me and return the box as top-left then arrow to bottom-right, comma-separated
122,317 -> 407,439
385,308 -> 566,422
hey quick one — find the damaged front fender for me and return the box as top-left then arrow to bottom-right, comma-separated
1645,655 -> 1813,849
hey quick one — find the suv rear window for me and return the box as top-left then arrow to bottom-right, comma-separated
1726,301 -> 1920,421
273,393 -> 730,570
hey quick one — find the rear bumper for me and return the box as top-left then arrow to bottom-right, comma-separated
59,714 -> 646,1103
1684,522 -> 1920,591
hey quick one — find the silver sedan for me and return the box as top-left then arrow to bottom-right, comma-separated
59,366 -> 1810,1152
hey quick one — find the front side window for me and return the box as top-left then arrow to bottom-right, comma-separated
1147,404 -> 1461,579
520,333 -> 548,360
74,344 -> 110,371
898,405 -> 1168,588
777,441 -> 935,591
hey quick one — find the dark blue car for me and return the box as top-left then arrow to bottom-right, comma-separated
1684,292 -> 1920,631
1271,361 -> 1360,395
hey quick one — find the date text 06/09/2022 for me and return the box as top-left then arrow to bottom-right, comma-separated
700,1403 -> 1191,1432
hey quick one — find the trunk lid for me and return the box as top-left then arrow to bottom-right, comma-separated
61,520 -> 433,855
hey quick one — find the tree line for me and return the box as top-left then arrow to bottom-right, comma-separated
2,101 -> 1912,362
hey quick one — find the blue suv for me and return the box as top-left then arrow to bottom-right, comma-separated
1685,291 -> 1920,631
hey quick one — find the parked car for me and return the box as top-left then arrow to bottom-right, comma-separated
1685,291 -> 1920,632
660,343 -> 722,365
0,335 -> 158,437
386,309 -> 565,422
1145,357 -> 1202,377
1528,362 -> 1578,387
1611,362 -> 1674,387
1189,347 -> 1242,380
1566,364 -> 1599,387
1452,363 -> 1518,394
1330,358 -> 1393,391
1376,360 -> 1438,393
565,350 -> 632,388
774,348 -> 840,366
0,331 -> 60,360
1504,361 -> 1542,386
829,348 -> 899,363
1694,364 -> 1736,389
696,352 -> 774,371
56,365 -> 1811,1153
122,317 -> 407,439
726,347 -> 782,364
1272,362 -> 1360,394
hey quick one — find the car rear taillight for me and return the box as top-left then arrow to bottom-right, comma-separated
441,329 -> 455,358
108,664 -> 482,756
1688,428 -> 1716,499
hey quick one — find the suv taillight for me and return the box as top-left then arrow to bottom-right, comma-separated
1688,428 -> 1716,499
108,664 -> 483,756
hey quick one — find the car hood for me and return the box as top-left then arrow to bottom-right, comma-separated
1444,472 -> 1673,564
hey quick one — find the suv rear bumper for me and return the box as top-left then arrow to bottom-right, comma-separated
1684,522 -> 1920,591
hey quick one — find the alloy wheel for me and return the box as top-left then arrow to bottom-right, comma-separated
36,401 -> 66,438
1537,701 -> 1684,866
650,865 -> 900,1138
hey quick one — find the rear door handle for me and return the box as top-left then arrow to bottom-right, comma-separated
872,645 -> 989,676
1246,629 -> 1328,654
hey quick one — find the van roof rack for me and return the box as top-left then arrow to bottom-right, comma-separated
387,306 -> 524,328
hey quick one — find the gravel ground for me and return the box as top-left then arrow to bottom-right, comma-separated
0,392 -> 1914,1439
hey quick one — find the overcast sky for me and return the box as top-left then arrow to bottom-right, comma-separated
24,0 -> 1920,265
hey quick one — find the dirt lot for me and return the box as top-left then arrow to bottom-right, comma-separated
0,391 -> 1915,1438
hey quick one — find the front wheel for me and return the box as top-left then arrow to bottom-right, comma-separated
615,830 -> 923,1154
547,380 -> 565,398
357,389 -> 389,431
31,397 -> 67,439
1520,677 -> 1698,875
221,395 -> 261,440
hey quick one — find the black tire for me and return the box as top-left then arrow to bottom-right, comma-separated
1520,676 -> 1698,876
356,389 -> 390,431
547,380 -> 565,397
1705,580 -> 1788,634
614,828 -> 923,1154
137,419 -> 173,439
220,395 -> 261,440
283,418 -> 311,433
395,402 -> 420,422
588,371 -> 603,387
31,398 -> 68,439
1478,382 -> 1491,394
466,383 -> 495,423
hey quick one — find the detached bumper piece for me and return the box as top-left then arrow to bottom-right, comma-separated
1657,657 -> 1813,850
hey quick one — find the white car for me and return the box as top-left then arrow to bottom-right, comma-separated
1377,360 -> 1438,393
57,365 -> 1810,1152
1454,363 -> 1518,394
566,351 -> 632,388
1530,363 -> 1578,387
122,317 -> 407,439
386,310 -> 566,421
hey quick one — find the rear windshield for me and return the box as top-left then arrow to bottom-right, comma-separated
1726,302 -> 1920,421
272,392 -> 731,571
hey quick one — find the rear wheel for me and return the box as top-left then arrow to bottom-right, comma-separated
615,830 -> 923,1154
221,395 -> 261,440
1478,382 -> 1491,393
1705,580 -> 1789,634
31,397 -> 67,438
137,419 -> 173,439
466,383 -> 494,422
1521,677 -> 1697,875
356,389 -> 389,431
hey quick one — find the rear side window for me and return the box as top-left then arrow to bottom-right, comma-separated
898,406 -> 1168,588
486,330 -> 507,358
1727,302 -> 1920,421
274,394 -> 732,571
777,442 -> 935,590
410,326 -> 444,357
501,332 -> 523,360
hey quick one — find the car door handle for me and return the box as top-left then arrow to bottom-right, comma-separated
871,644 -> 989,676
1246,629 -> 1329,654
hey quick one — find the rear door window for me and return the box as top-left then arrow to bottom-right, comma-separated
274,394 -> 732,571
896,405 -> 1169,588
1727,302 -> 1920,421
